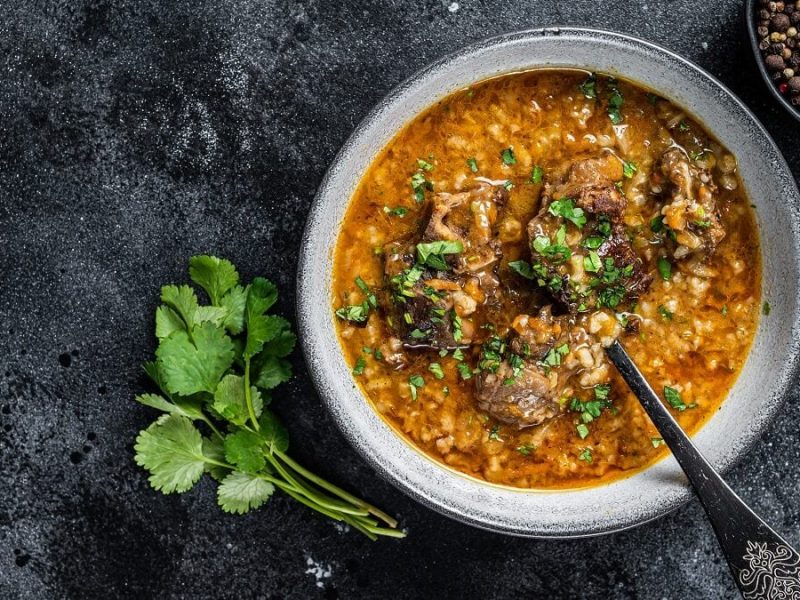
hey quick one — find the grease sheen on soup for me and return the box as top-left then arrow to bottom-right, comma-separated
332,70 -> 760,489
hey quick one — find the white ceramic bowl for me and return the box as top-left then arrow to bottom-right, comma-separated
297,28 -> 800,537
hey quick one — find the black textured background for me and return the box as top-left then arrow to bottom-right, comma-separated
1,1 -> 798,598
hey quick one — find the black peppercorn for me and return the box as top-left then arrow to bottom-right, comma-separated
767,54 -> 787,70
792,11 -> 800,24
771,42 -> 786,54
772,13 -> 792,31
760,8 -> 772,19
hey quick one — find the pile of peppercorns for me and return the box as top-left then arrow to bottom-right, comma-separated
756,1 -> 800,105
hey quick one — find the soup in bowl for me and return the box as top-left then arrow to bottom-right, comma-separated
298,29 -> 800,536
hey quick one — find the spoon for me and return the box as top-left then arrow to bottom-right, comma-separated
605,340 -> 800,599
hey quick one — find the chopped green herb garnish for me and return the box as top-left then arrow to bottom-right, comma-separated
383,206 -> 408,218
530,165 -> 544,184
467,157 -> 478,172
409,374 -> 425,401
517,443 -> 536,456
374,348 -> 384,361
657,257 -> 672,281
650,215 -> 665,233
664,385 -> 689,411
763,301 -> 771,316
542,343 -> 569,369
411,170 -> 433,203
721,304 -> 728,316
583,251 -> 602,273
503,180 -> 514,191
578,447 -> 593,463
456,362 -> 472,380
651,437 -> 665,448
428,362 -> 445,380
548,197 -> 587,229
488,424 -> 502,441
622,160 -> 637,179
355,276 -> 377,308
450,309 -> 463,342
335,301 -> 370,323
607,81 -> 624,124
352,357 -> 367,376
416,157 -> 434,171
658,305 -> 674,320
500,147 -> 517,166
416,240 -> 464,271
576,423 -> 590,439
579,73 -> 597,99
679,120 -> 690,132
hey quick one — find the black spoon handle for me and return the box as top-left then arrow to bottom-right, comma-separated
606,340 -> 800,599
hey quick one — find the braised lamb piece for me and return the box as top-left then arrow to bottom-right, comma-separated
651,148 -> 726,259
523,154 -> 652,314
382,183 -> 507,350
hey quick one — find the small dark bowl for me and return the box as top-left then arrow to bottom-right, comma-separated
745,0 -> 800,123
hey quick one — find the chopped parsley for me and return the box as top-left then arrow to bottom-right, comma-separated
409,374 -> 425,401
542,343 -> 569,369
763,301 -> 771,316
607,80 -> 624,124
650,215 -> 665,233
583,251 -> 602,273
416,240 -> 464,271
657,257 -> 672,281
352,357 -> 366,376
576,423 -> 590,439
374,348 -> 384,361
622,160 -> 637,179
663,385 -> 693,412
416,157 -> 434,171
578,448 -> 593,463
335,301 -> 370,323
530,165 -> 544,184
500,147 -> 517,166
721,304 -> 728,316
428,362 -> 445,380
450,309 -> 463,342
679,120 -> 690,132
411,168 -> 433,203
383,206 -> 408,218
509,260 -> 535,279
657,305 -> 674,320
456,362 -> 473,380
488,424 -> 502,441
548,198 -> 587,229
579,73 -> 597,99
597,285 -> 626,309
532,225 -> 571,264
355,276 -> 377,308
651,437 -> 665,448
467,157 -> 478,172
516,443 -> 536,456
503,180 -> 514,191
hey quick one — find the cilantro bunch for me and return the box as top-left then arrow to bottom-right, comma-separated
133,256 -> 403,539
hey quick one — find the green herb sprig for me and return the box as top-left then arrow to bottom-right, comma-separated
134,256 -> 403,540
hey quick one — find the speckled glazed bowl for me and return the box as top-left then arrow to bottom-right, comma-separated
297,28 -> 800,537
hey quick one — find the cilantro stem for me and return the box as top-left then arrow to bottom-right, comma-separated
275,450 -> 398,528
243,358 -> 260,431
264,453 -> 370,516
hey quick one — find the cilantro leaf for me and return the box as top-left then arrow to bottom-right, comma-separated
217,471 -> 275,514
253,355 -> 292,390
244,278 -> 282,359
259,411 -> 289,453
134,414 -> 208,493
548,198 -> 587,228
156,322 -> 235,396
160,284 -> 199,329
135,393 -> 207,422
202,435 -> 230,481
189,255 -> 240,305
212,374 -> 264,426
416,240 -> 464,270
155,306 -> 185,339
220,285 -> 248,334
224,430 -> 266,473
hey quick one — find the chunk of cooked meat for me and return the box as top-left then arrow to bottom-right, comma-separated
523,153 -> 652,313
423,183 -> 507,273
476,361 -> 561,428
380,183 -> 508,350
652,148 -> 725,259
381,241 -> 469,350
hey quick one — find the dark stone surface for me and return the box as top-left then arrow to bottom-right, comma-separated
0,0 -> 798,598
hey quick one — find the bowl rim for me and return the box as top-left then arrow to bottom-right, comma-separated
744,0 -> 800,123
297,26 -> 800,538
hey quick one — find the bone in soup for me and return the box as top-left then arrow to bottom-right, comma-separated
331,70 -> 760,489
